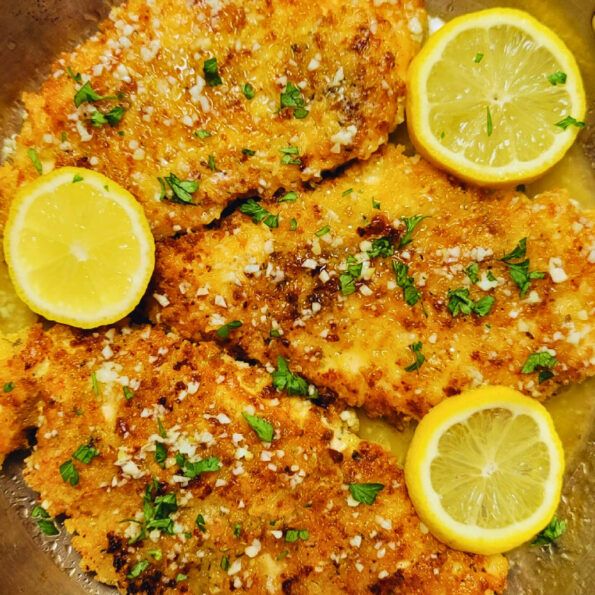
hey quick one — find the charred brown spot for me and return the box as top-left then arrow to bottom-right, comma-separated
328,448 -> 344,463
369,569 -> 406,594
126,569 -> 163,594
105,532 -> 128,572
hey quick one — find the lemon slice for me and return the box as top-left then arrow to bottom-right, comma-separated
407,8 -> 586,186
404,386 -> 564,555
3,167 -> 155,328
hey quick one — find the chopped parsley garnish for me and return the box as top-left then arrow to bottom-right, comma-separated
242,148 -> 256,156
177,455 -> 221,479
243,412 -> 274,442
123,386 -> 134,401
233,523 -> 242,538
148,549 -> 162,561
74,81 -> 111,107
161,173 -> 199,204
27,148 -> 43,175
486,106 -> 493,136
348,482 -> 384,505
157,417 -> 167,439
90,105 -> 126,127
340,255 -> 363,296
368,236 -> 394,258
280,145 -> 301,166
239,199 -> 279,228
59,459 -> 79,486
31,505 -> 59,536
72,443 -> 99,464
91,372 -> 100,396
447,288 -> 494,317
154,442 -> 167,468
547,71 -> 567,86
500,238 -> 545,296
195,129 -> 212,139
279,191 -> 298,203
393,261 -> 421,306
72,174 -> 84,183
279,82 -> 309,119
315,225 -> 331,237
465,262 -> 480,284
285,529 -> 309,542
399,215 -> 427,248
342,188 -> 353,196
555,115 -> 585,130
270,328 -> 282,338
271,356 -> 312,397
521,351 -> 557,383
207,154 -> 217,171
474,52 -> 484,63
176,574 -> 188,583
372,198 -> 381,209
127,560 -> 150,579
532,516 -> 566,546
404,342 -> 425,372
3,382 -> 14,393
216,320 -> 242,339
242,82 -> 255,100
195,514 -> 206,532
289,218 -> 298,231
203,57 -> 222,86
66,67 -> 82,84
220,556 -> 230,571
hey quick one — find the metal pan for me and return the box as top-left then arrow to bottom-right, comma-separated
0,1 -> 593,593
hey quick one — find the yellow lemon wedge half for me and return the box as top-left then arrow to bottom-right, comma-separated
407,8 -> 586,187
3,167 -> 155,329
404,386 -> 564,555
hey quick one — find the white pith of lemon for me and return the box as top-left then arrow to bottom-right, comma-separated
3,167 -> 155,328
407,8 -> 586,187
404,386 -> 564,555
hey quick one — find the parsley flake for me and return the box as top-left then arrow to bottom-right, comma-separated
148,549 -> 162,561
242,148 -> 256,156
487,106 -> 493,136
3,382 -> 14,393
289,218 -> 298,231
207,154 -> 217,171
123,386 -> 134,401
72,174 -> 84,183
66,67 -> 82,84
279,82 -> 309,119
368,236 -> 394,258
74,81 -> 111,107
220,556 -> 230,571
399,215 -> 427,248
474,52 -> 484,63
279,191 -> 298,203
393,261 -> 421,306
404,342 -> 425,372
127,560 -> 150,579
315,225 -> 331,237
195,129 -> 212,139
548,71 -> 567,86
285,529 -> 309,542
216,320 -> 242,339
342,188 -> 353,196
90,105 -> 126,127
348,483 -> 384,505
242,82 -> 255,100
239,199 -> 279,228
203,57 -> 222,86
177,455 -> 221,479
59,459 -> 79,486
162,173 -> 199,204
233,523 -> 242,538
532,516 -> 566,546
27,148 -> 43,175
521,351 -> 557,383
72,443 -> 99,464
271,356 -> 313,397
243,412 -> 274,442
31,505 -> 59,536
465,262 -> 480,284
91,372 -> 100,396
556,115 -> 585,130
195,514 -> 206,532
447,288 -> 494,317
279,145 -> 301,166
154,442 -> 167,468
500,238 -> 545,296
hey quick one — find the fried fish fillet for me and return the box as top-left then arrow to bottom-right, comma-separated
149,145 -> 595,420
0,0 -> 425,238
1,324 -> 507,594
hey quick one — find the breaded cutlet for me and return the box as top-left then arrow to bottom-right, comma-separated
1,323 -> 507,594
149,145 -> 595,420
0,0 -> 425,238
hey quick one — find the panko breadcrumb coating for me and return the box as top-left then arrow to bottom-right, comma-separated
1,324 -> 507,594
0,0 -> 425,238
149,145 -> 595,420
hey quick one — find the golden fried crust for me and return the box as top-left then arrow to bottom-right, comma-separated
4,324 -> 506,594
0,0 -> 425,238
149,145 -> 595,419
